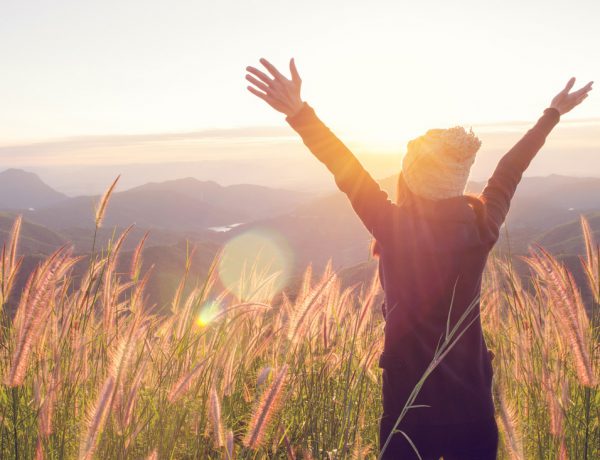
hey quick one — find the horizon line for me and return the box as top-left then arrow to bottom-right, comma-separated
2,116 -> 600,150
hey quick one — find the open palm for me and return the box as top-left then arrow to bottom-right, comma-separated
245,58 -> 304,117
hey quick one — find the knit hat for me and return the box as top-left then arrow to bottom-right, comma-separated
401,126 -> 482,200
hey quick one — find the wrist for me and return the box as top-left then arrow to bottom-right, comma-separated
545,106 -> 561,117
286,100 -> 306,118
548,105 -> 562,115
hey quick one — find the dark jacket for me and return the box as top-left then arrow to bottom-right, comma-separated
286,103 -> 560,424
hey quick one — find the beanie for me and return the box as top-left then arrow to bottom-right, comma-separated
401,126 -> 482,200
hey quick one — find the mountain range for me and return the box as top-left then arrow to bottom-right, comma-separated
0,169 -> 309,234
1,168 -> 599,309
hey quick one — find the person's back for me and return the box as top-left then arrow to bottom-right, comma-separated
245,59 -> 593,459
377,192 -> 494,421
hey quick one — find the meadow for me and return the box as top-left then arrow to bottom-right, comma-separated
0,186 -> 598,459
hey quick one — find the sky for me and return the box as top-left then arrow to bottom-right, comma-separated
0,0 -> 599,179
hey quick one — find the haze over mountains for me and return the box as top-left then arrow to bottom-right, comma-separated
0,169 -> 309,232
1,168 -> 599,308
0,169 -> 67,209
4,114 -> 599,197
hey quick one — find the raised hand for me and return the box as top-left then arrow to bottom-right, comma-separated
550,77 -> 593,115
246,58 -> 304,117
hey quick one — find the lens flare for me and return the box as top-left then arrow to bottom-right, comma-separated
218,229 -> 293,302
196,300 -> 222,328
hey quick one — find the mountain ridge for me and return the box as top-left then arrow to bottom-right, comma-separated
0,169 -> 311,232
0,168 -> 67,209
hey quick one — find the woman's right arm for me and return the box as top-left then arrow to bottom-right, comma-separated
481,78 -> 593,241
246,58 -> 395,240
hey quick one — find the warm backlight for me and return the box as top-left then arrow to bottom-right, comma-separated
217,229 -> 293,303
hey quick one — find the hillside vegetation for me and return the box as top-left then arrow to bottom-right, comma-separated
0,189 -> 598,459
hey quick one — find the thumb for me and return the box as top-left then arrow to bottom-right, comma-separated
290,58 -> 302,84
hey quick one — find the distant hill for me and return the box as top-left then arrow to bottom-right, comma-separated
2,170 -> 599,310
58,225 -> 183,254
0,169 -> 67,209
222,174 -> 600,272
485,176 -> 600,231
380,173 -> 600,232
2,173 -> 311,233
3,238 -> 222,316
129,178 -> 310,220
221,193 -> 375,272
0,209 -> 194,258
23,189 -> 244,232
116,239 -> 222,310
0,212 -> 66,254
535,212 -> 600,255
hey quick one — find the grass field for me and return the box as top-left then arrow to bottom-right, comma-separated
0,191 -> 598,459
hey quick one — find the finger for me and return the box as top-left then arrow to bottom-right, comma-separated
290,58 -> 302,84
246,66 -> 273,85
580,81 -> 594,92
247,86 -> 283,112
576,93 -> 589,104
571,83 -> 593,98
245,74 -> 270,93
562,77 -> 576,94
576,81 -> 593,92
571,97 -> 587,111
259,58 -> 286,81
247,85 -> 270,102
571,93 -> 589,108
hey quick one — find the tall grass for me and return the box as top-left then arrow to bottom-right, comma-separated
0,212 -> 598,458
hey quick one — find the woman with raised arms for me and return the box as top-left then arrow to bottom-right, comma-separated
245,58 -> 592,459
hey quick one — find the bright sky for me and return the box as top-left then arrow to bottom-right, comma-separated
1,0 -> 599,155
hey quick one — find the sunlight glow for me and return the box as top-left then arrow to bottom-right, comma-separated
196,300 -> 222,328
217,229 -> 293,303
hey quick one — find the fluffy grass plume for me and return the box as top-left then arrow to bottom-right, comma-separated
94,175 -> 120,228
243,364 -> 288,449
0,213 -> 597,459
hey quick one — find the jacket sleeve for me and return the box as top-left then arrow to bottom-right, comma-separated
481,108 -> 560,241
286,102 -> 396,240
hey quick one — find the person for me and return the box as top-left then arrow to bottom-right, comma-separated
245,57 -> 593,459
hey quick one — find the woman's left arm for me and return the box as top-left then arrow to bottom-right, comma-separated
246,58 -> 395,239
